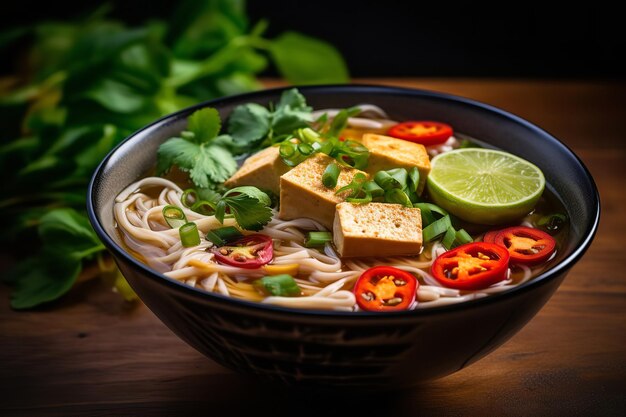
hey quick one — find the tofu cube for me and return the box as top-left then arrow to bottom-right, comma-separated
224,146 -> 290,195
361,133 -> 431,194
279,154 -> 368,229
333,202 -> 423,258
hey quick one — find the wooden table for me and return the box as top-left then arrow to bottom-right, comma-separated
1,79 -> 625,416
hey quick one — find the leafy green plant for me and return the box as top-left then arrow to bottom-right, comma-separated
0,0 -> 349,309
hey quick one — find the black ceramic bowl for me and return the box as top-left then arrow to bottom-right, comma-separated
88,85 -> 599,389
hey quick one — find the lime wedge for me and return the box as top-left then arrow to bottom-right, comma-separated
427,148 -> 545,225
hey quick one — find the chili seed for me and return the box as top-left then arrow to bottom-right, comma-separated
361,291 -> 375,301
384,297 -> 403,306
394,279 -> 407,286
219,248 -> 229,255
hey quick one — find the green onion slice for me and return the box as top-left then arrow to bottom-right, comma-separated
253,274 -> 302,297
162,205 -> 187,229
363,180 -> 384,198
206,226 -> 243,246
442,226 -> 457,249
374,168 -> 408,191
423,215 -> 452,242
279,141 -> 296,158
347,190 -> 372,204
384,188 -> 412,207
191,200 -> 216,215
181,189 -> 198,208
298,143 -> 314,155
304,231 -> 333,247
441,227 -> 473,250
322,162 -> 340,188
413,203 -> 449,218
407,167 -> 420,194
179,222 -> 201,247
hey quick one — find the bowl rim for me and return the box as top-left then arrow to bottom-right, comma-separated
87,84 -> 601,319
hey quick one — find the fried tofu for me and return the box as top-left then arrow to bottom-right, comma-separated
224,146 -> 290,195
333,202 -> 423,258
279,154 -> 368,229
361,133 -> 431,194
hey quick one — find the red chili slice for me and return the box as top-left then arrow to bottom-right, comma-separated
211,234 -> 273,269
493,226 -> 556,266
354,266 -> 417,312
386,121 -> 453,146
432,242 -> 510,290
483,229 -> 499,243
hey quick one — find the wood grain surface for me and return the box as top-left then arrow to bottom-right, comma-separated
1,79 -> 625,417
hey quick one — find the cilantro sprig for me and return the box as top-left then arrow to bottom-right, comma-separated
227,88 -> 313,152
157,108 -> 237,188
215,186 -> 273,231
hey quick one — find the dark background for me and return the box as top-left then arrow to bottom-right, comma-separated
2,1 -> 624,78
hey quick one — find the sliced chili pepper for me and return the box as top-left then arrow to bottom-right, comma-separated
211,234 -> 273,269
354,266 -> 417,312
493,226 -> 556,265
483,229 -> 499,243
386,121 -> 453,146
432,242 -> 510,290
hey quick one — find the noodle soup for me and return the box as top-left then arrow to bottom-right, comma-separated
114,89 -> 568,312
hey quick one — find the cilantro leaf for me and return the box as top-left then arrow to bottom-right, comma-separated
276,88 -> 309,111
157,108 -> 237,188
226,88 -> 312,152
187,108 -> 222,143
272,89 -> 313,135
227,103 -> 271,147
218,186 -> 273,231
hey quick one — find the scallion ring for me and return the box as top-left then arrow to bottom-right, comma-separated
162,205 -> 187,229
179,222 -> 201,247
322,162 -> 340,188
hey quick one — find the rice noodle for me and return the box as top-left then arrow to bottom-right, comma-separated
114,151 -> 550,311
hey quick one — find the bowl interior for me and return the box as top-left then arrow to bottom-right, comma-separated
90,85 -> 599,310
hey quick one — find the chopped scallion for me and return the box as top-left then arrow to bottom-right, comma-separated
374,168 -> 408,191
384,188 -> 412,207
181,189 -> 198,208
206,226 -> 243,246
442,227 -> 457,249
253,274 -> 302,297
304,231 -> 333,247
455,229 -> 473,246
322,162 -> 340,188
423,215 -> 452,242
191,200 -> 216,215
442,226 -> 473,250
413,203 -> 449,218
363,180 -> 384,198
162,205 -> 187,229
298,143 -> 314,155
179,222 -> 201,247
407,167 -> 420,194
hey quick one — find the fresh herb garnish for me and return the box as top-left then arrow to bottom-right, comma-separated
214,186 -> 273,231
157,108 -> 238,188
227,88 -> 313,151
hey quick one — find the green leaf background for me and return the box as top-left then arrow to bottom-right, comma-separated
0,0 -> 349,309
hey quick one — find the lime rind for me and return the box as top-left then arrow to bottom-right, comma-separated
426,149 -> 545,225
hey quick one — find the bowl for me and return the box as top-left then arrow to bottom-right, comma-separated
87,85 -> 600,389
